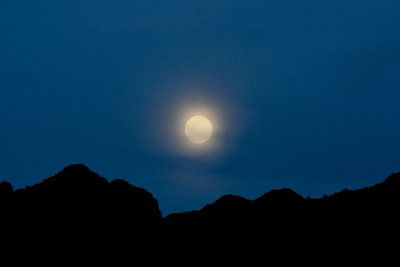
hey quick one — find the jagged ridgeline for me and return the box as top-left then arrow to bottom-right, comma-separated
1,164 -> 399,258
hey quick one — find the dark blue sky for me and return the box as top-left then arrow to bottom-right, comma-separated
1,1 -> 400,215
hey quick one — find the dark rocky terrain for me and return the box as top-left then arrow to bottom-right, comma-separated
1,164 -> 398,262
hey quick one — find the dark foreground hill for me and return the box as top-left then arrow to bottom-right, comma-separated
0,164 -> 162,260
1,164 -> 399,262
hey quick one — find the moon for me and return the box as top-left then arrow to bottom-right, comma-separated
185,115 -> 213,144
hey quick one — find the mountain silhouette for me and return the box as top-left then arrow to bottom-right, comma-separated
162,172 -> 400,260
1,164 -> 162,260
8,164 -> 161,225
1,164 -> 398,262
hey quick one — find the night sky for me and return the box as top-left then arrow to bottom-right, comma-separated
1,1 -> 400,216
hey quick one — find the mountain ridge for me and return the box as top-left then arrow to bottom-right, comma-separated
1,164 -> 399,217
1,164 -> 399,261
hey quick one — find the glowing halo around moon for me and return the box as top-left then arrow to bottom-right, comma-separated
185,115 -> 213,144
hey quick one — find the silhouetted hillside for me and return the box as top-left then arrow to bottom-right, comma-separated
1,164 -> 162,256
163,172 -> 400,258
1,165 -> 399,261
9,164 -> 161,221
0,181 -> 13,197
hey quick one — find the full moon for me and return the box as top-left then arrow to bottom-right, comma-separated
185,115 -> 213,144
